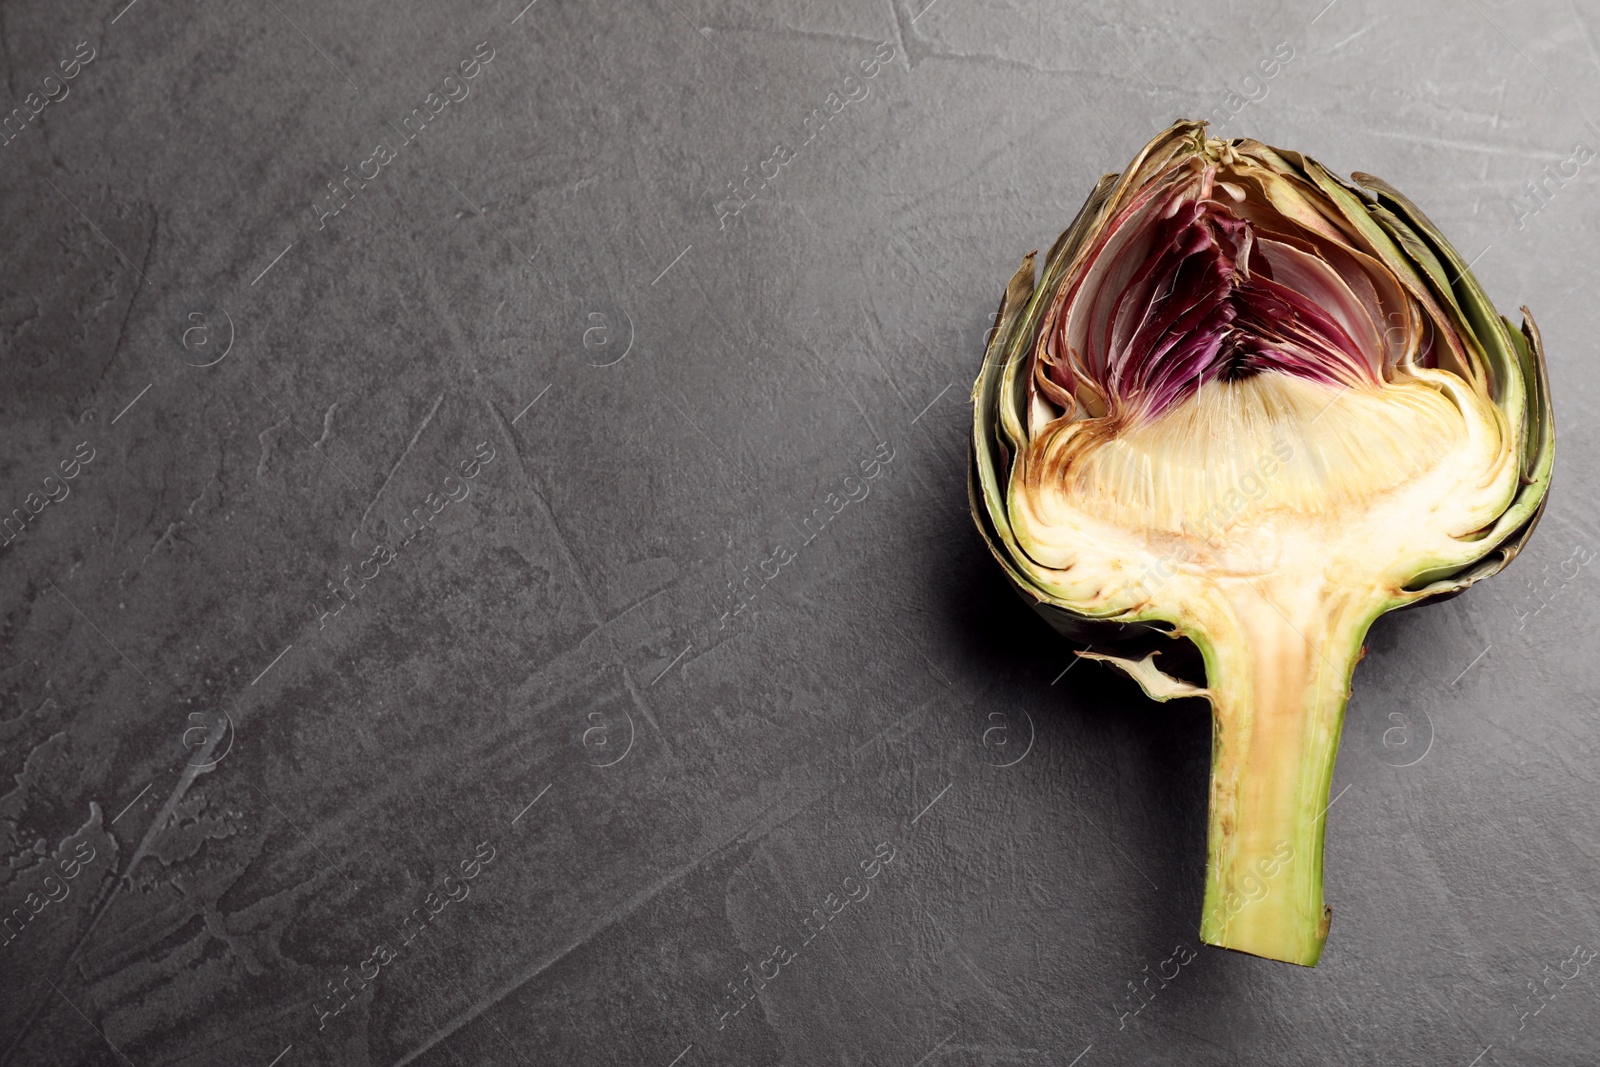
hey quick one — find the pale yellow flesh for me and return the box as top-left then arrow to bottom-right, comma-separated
1010,369 -> 1520,963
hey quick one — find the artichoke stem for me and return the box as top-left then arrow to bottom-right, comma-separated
1196,586 -> 1370,966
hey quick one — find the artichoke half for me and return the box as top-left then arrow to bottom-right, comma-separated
970,121 -> 1554,966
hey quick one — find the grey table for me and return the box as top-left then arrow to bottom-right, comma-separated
2,0 -> 1597,1064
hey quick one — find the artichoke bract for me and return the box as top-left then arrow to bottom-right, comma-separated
970,121 -> 1554,966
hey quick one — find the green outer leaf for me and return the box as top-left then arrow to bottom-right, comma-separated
1351,175 -> 1555,598
1400,313 -> 1555,601
970,174 -> 1116,607
995,172 -> 1121,458
969,254 -> 1042,598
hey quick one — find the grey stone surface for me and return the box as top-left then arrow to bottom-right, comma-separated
1,0 -> 1598,1064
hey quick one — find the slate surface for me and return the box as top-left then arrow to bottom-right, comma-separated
2,0 -> 1598,1064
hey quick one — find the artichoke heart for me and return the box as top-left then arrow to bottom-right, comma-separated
970,121 -> 1554,966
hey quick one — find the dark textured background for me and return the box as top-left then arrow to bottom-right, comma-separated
2,0 -> 1598,1064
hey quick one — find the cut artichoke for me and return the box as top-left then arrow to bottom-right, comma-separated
969,121 -> 1554,966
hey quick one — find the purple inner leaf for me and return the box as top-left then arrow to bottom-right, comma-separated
1050,173 -> 1382,422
